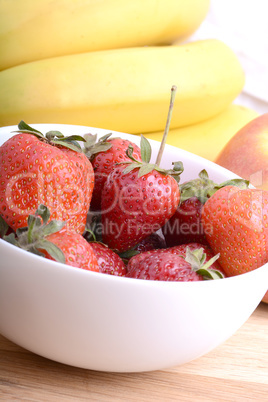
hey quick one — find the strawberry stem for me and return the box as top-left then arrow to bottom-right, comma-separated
155,85 -> 177,166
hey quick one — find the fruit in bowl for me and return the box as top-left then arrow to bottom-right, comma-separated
0,120 -> 267,373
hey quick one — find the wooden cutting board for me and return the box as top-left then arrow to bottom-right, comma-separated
0,302 -> 267,401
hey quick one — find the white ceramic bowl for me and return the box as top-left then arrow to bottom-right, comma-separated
0,124 -> 267,373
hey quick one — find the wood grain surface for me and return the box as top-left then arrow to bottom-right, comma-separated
0,302 -> 268,401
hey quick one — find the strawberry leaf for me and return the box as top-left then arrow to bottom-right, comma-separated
172,161 -> 184,172
16,226 -> 28,236
198,169 -> 209,181
215,178 -> 250,191
84,213 -> 103,243
196,267 -> 224,280
180,169 -> 250,203
3,232 -> 19,247
125,144 -> 139,162
123,162 -> 142,175
35,239 -> 66,264
138,164 -> 156,177
179,169 -> 216,203
118,249 -> 140,259
84,228 -> 97,242
63,135 -> 86,142
140,135 -> 152,163
46,131 -> 86,144
26,245 -> 49,258
51,138 -> 83,152
83,132 -> 113,159
46,130 -> 65,140
17,120 -> 44,136
184,246 -> 223,280
184,247 -> 206,270
27,215 -> 42,244
42,220 -> 66,237
36,204 -> 50,225
84,133 -> 98,147
97,133 -> 113,142
0,216 -> 9,237
199,252 -> 221,271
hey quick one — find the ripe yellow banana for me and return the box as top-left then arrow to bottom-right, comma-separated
0,40 -> 245,133
145,104 -> 259,161
0,0 -> 210,70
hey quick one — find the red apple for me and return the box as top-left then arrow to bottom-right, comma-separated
215,113 -> 268,189
215,113 -> 268,304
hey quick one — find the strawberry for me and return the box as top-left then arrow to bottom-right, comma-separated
126,244 -> 223,281
42,231 -> 99,271
163,196 -> 207,246
201,185 -> 268,276
3,204 -> 99,271
126,242 -> 223,272
83,133 -> 142,211
163,169 -> 249,247
101,87 -> 184,253
101,135 -> 183,252
0,121 -> 94,234
89,242 -> 127,276
118,232 -> 167,263
133,232 -> 166,253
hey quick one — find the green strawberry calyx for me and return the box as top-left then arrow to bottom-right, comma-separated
121,135 -> 184,182
13,121 -> 86,153
118,85 -> 184,182
183,246 -> 224,280
83,132 -> 113,160
180,169 -> 250,204
3,204 -> 66,264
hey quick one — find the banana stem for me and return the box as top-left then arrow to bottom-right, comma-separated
155,85 -> 177,166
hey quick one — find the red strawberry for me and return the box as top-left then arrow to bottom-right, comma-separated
126,244 -> 223,281
42,231 -> 99,271
100,85 -> 184,253
89,242 -> 127,276
201,185 -> 268,276
101,135 -> 183,252
83,133 -> 142,211
163,196 -> 207,246
3,204 -> 99,272
0,121 -> 94,234
133,232 -> 166,253
163,169 -> 249,247
126,242 -> 223,272
118,232 -> 167,263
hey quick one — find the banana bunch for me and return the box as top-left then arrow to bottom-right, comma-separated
0,0 -> 255,157
0,0 -> 210,70
0,40 -> 245,132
